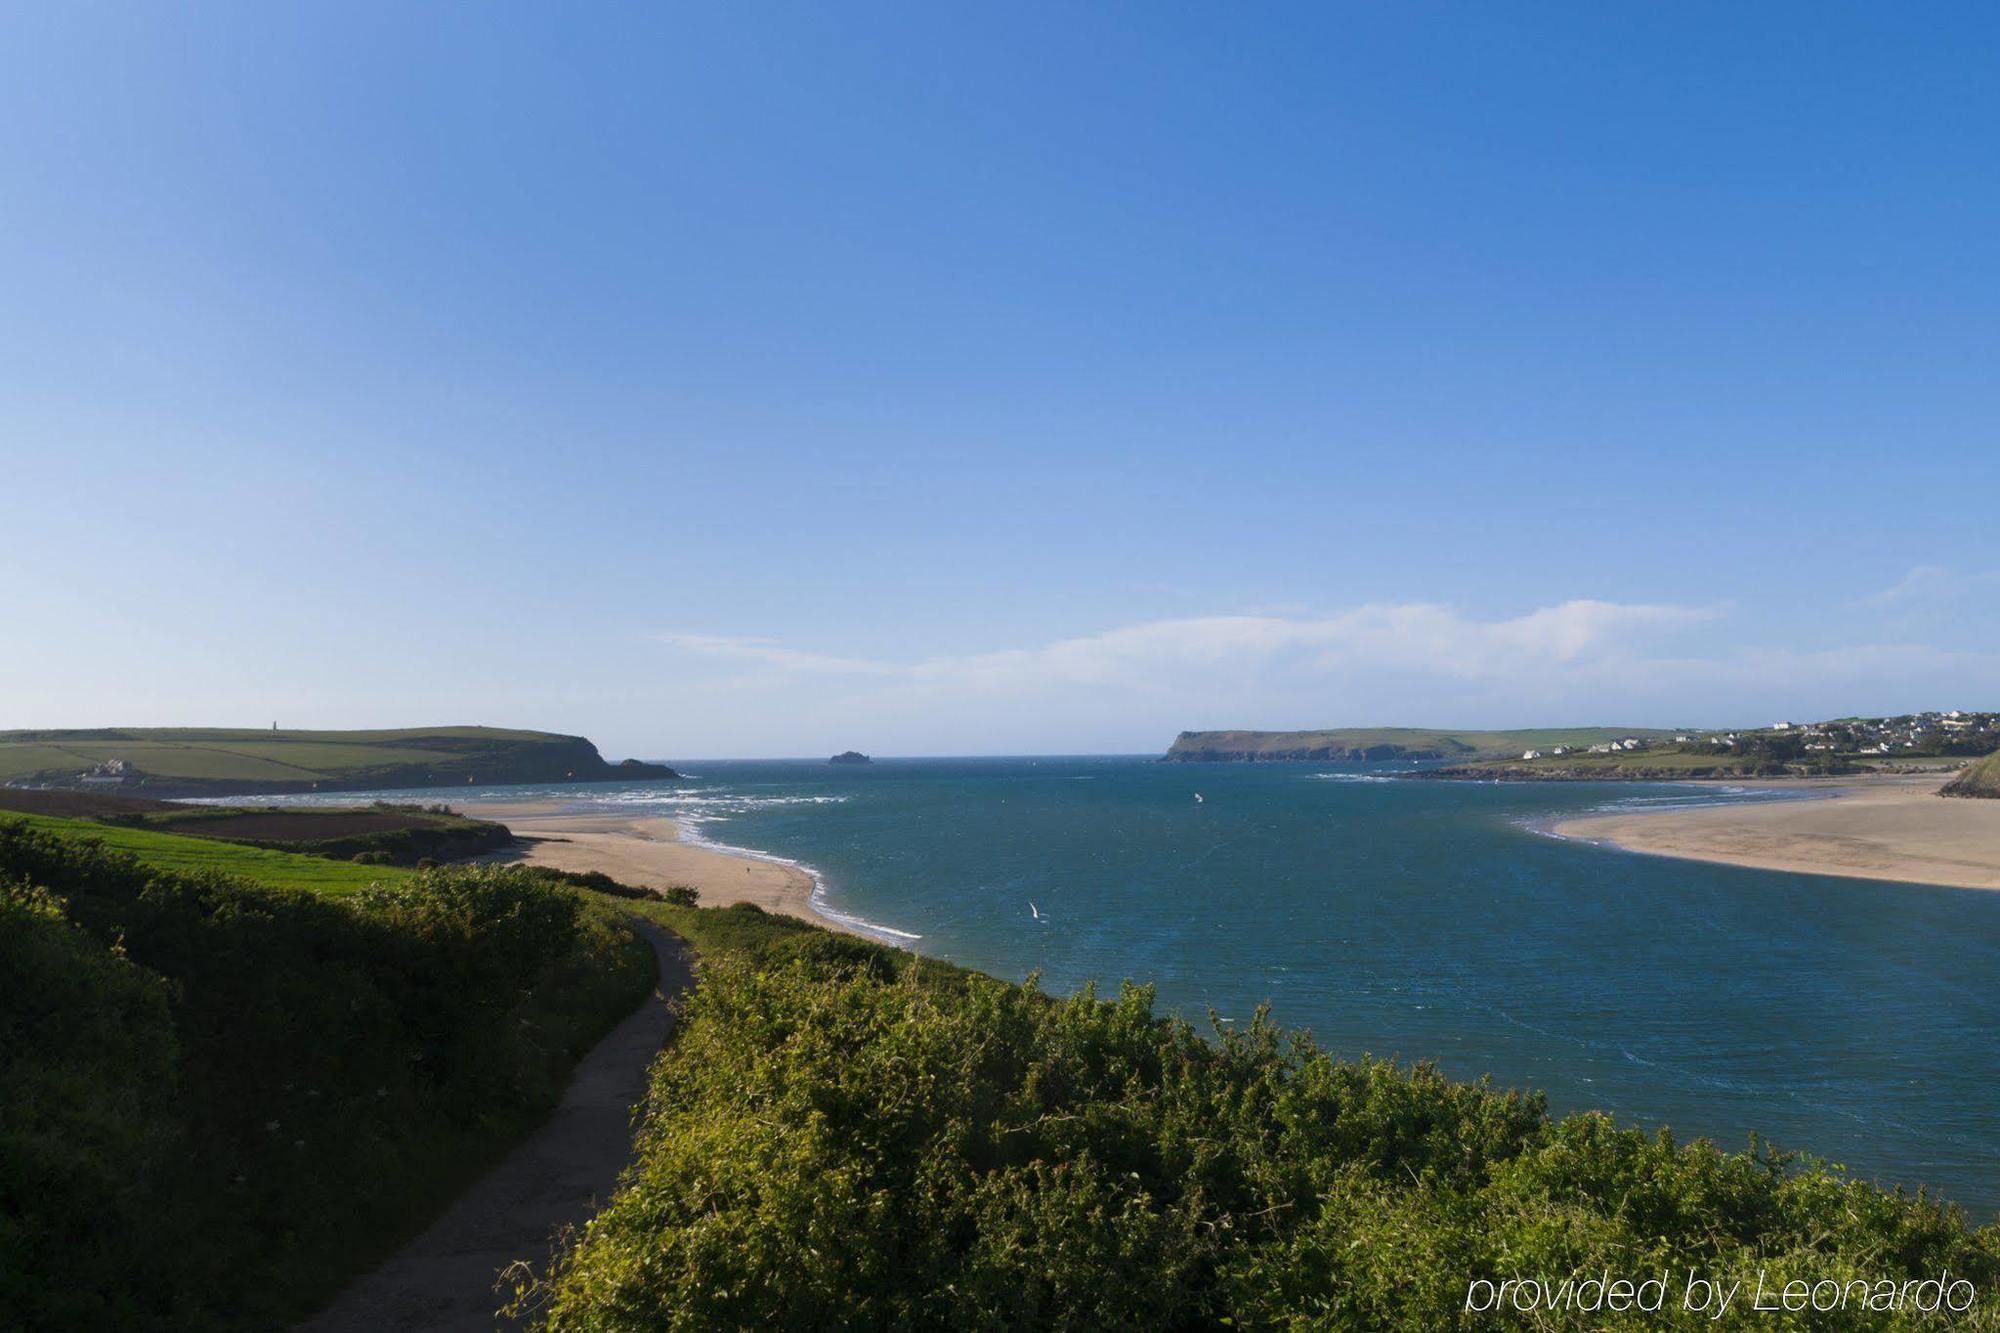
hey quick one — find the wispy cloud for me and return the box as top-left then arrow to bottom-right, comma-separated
652,633 -> 901,677
1862,566 -> 2000,608
646,598 -> 1993,753
658,599 -> 1714,694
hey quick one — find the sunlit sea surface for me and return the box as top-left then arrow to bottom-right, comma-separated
289,757 -> 2000,1216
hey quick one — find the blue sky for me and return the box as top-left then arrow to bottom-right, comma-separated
3,3 -> 1996,756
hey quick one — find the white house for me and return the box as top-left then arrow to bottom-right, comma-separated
1522,750 -> 1543,760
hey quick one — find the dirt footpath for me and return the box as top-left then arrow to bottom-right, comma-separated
299,921 -> 694,1330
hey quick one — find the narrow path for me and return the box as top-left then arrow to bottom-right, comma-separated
301,921 -> 695,1331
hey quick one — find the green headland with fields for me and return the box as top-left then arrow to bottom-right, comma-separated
1168,712 -> 1999,783
0,725 -> 676,797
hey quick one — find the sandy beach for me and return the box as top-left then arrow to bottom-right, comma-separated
1552,772 -> 2000,890
456,800 -> 865,937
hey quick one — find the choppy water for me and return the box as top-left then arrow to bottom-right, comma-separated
304,757 -> 2000,1216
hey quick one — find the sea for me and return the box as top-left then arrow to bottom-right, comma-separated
301,756 -> 2000,1216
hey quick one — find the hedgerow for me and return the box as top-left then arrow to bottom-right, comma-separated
0,822 -> 655,1329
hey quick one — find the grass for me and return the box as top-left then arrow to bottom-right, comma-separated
1944,752 -> 2000,797
1168,726 -> 1684,760
1,742 -> 344,781
0,725 -> 652,792
1,725 -> 559,746
148,740 -> 463,771
1,826 -> 657,1329
0,743 -> 101,775
1473,749 -> 1765,772
0,735 -> 470,782
0,813 -> 411,894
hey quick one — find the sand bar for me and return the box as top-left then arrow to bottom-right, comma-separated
1552,773 -> 2000,890
455,800 -> 865,937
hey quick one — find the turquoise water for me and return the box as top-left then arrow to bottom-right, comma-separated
347,758 -> 2000,1215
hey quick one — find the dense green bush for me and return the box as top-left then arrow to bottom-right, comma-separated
0,823 -> 655,1329
0,880 -> 180,1326
529,930 -> 2000,1330
539,865 -> 656,899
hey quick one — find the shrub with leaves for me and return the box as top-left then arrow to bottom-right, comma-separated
0,880 -> 179,1327
0,822 -> 654,1329
529,932 -> 2000,1330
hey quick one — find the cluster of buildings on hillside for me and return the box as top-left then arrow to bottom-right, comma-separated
1516,712 -> 1996,763
1520,738 -> 1648,760
1778,710 -> 1999,755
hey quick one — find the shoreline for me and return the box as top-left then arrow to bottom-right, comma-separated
454,800 -> 917,943
1550,773 -> 2000,891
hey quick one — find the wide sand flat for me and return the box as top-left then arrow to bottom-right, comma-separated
1553,774 -> 2000,890
457,800 -> 862,936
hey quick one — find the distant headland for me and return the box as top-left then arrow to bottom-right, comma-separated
0,726 -> 679,798
1163,726 -> 1678,764
828,750 -> 873,765
1165,713 -> 1996,783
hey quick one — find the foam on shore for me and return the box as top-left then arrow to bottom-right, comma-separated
666,812 -> 923,945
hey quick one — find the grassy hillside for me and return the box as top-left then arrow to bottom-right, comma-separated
0,813 -> 412,893
0,788 -> 512,867
1944,752 -> 2000,798
0,725 -> 675,796
0,824 -> 655,1329
1430,749 -> 1842,781
1165,726 -> 1682,762
517,900 -> 2000,1329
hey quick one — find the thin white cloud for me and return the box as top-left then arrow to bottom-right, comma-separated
657,599 -> 1714,695
642,600 -> 1993,754
1862,566 -> 2000,608
652,633 -> 900,677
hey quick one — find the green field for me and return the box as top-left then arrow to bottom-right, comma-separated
0,813 -> 411,894
0,725 -> 670,795
1440,748 -> 1845,780
1472,748 -> 1765,773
